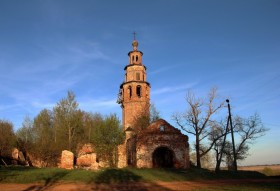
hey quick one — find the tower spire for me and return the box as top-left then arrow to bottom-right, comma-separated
132,32 -> 138,51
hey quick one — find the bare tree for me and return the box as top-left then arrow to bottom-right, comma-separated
172,88 -> 224,168
210,118 -> 232,172
212,114 -> 268,171
16,116 -> 34,153
224,114 -> 268,169
150,103 -> 160,123
190,146 -> 215,169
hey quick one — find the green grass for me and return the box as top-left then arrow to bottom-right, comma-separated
0,166 -> 64,183
128,167 -> 268,182
1,166 -> 279,191
0,166 -> 278,183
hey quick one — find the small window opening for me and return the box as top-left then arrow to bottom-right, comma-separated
132,56 -> 134,61
128,86 -> 132,98
136,55 -> 138,62
136,86 -> 141,97
136,72 -> 140,80
160,125 -> 165,132
96,154 -> 100,163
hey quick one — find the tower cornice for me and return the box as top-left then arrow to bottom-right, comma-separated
128,50 -> 143,56
120,81 -> 150,89
124,64 -> 147,70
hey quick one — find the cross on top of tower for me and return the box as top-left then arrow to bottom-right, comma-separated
132,32 -> 138,50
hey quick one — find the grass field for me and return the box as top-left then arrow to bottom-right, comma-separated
0,166 -> 271,183
0,166 -> 279,191
238,164 -> 280,176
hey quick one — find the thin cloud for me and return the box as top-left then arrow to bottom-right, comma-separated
0,103 -> 23,111
0,39 -> 112,107
149,64 -> 183,75
79,98 -> 118,111
30,102 -> 55,109
66,42 -> 110,62
152,82 -> 198,95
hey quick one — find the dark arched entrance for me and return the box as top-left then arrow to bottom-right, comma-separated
126,138 -> 136,167
152,147 -> 174,168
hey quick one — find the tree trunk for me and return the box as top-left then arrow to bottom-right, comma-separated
88,127 -> 91,142
196,134 -> 201,168
68,125 -> 71,151
215,117 -> 230,173
54,126 -> 57,143
215,157 -> 221,172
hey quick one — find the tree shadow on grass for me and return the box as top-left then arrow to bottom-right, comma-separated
86,168 -> 172,191
94,168 -> 141,183
21,170 -> 69,191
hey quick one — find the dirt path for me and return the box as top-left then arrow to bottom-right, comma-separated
1,179 -> 279,191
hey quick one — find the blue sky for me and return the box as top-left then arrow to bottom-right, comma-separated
0,0 -> 279,165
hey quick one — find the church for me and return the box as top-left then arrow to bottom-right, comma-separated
116,38 -> 190,168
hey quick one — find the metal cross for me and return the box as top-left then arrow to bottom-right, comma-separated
133,31 -> 136,40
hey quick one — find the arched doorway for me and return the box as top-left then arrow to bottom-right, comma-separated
126,138 -> 136,167
152,147 -> 174,168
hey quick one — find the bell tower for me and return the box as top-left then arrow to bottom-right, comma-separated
117,37 -> 150,131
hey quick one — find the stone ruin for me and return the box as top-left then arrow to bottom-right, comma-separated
59,119 -> 190,170
60,150 -> 74,169
60,144 -> 104,170
10,148 -> 29,166
118,119 -> 190,168
76,144 -> 99,170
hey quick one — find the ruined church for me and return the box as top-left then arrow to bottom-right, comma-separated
58,38 -> 190,170
116,38 -> 190,168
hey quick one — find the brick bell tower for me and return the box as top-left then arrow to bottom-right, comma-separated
117,37 -> 151,131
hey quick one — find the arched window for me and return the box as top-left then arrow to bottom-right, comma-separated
136,85 -> 141,97
128,86 -> 132,98
132,55 -> 134,62
136,55 -> 138,62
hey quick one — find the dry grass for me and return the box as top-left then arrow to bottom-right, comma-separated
238,164 -> 280,176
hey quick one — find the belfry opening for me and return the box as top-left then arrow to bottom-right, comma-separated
152,147 -> 174,168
